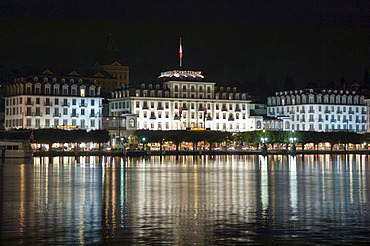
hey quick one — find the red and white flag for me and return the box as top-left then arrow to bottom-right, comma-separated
179,38 -> 183,67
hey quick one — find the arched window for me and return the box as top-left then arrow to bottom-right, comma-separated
129,118 -> 136,128
317,94 -> 322,103
256,121 -> 262,129
285,121 -> 290,129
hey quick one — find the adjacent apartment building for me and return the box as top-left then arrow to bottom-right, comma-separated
4,69 -> 103,130
267,89 -> 367,133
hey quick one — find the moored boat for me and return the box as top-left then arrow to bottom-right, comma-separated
0,140 -> 33,158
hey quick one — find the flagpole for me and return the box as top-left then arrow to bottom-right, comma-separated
179,38 -> 183,68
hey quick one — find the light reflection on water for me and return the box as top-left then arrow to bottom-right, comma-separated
0,154 -> 370,245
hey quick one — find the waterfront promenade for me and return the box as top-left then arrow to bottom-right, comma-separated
32,148 -> 370,157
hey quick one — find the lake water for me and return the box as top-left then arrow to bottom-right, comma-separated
1,154 -> 370,245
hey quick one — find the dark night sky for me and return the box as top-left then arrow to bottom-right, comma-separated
1,0 -> 370,94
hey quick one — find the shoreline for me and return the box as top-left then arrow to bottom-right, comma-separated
32,149 -> 370,157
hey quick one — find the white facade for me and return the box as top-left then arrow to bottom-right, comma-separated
267,89 -> 367,133
109,70 -> 254,132
5,74 -> 103,130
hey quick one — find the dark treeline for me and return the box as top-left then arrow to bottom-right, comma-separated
1,129 -> 110,144
134,129 -> 370,150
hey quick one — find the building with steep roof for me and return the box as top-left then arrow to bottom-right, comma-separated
91,33 -> 129,96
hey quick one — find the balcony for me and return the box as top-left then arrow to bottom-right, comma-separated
157,106 -> 164,110
348,110 -> 354,114
80,103 -> 87,107
90,113 -> 96,118
34,112 -> 42,117
174,115 -> 181,120
235,107 -> 241,112
300,119 -> 306,122
318,118 -> 324,122
309,109 -> 315,113
71,113 -> 79,118
62,102 -> 70,107
44,101 -> 53,106
222,108 -> 228,111
300,110 -> 306,113
142,105 -> 149,109
324,110 -> 330,114
26,101 -> 34,106
330,119 -> 336,123
336,111 -> 342,114
206,116 -> 213,121
228,117 -> 235,121
53,113 -> 61,117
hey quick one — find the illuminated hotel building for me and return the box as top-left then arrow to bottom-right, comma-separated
108,70 -> 260,132
267,89 -> 367,132
4,69 -> 103,130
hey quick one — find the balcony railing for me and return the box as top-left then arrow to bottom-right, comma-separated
53,113 -> 61,117
90,113 -> 96,118
26,101 -> 34,106
62,102 -> 70,107
80,103 -> 87,107
44,101 -> 53,106
348,110 -> 354,114
71,113 -> 79,118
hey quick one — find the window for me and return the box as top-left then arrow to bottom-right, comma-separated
63,108 -> 68,115
45,108 -> 50,115
91,99 -> 95,106
26,119 -> 31,127
72,99 -> 76,105
90,120 -> 95,128
81,109 -> 85,115
54,119 -> 59,127
129,118 -> 135,128
80,120 -> 85,129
